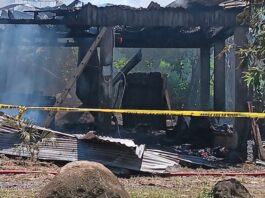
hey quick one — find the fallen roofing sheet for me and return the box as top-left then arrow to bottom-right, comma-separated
219,0 -> 246,8
0,113 -> 218,173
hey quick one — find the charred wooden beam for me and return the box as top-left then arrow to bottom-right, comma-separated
234,26 -> 251,160
114,27 -> 232,48
214,39 -> 226,111
0,26 -> 233,48
113,49 -> 142,85
98,27 -> 114,131
200,47 -> 210,110
248,102 -> 265,161
115,33 -> 212,48
0,18 -> 64,25
76,43 -> 100,108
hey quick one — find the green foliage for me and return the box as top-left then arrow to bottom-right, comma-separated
0,189 -> 35,198
2,116 -> 55,162
159,59 -> 171,69
158,58 -> 191,107
129,187 -> 212,198
240,1 -> 265,111
243,67 -> 265,88
145,60 -> 154,69
129,189 -> 176,198
113,57 -> 128,71
114,48 -> 198,108
3,117 -> 41,161
18,120 -> 40,162
197,188 -> 212,198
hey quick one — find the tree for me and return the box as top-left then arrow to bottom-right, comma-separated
241,1 -> 265,112
113,48 -> 199,109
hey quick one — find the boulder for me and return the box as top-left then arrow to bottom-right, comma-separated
39,161 -> 129,198
212,178 -> 252,198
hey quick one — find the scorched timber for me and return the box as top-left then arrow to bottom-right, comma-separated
0,19 -> 64,25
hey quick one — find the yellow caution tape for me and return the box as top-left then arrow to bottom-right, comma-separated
15,106 -> 27,121
0,103 -> 265,118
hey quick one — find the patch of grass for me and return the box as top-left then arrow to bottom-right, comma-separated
0,186 -> 212,198
0,189 -> 36,198
197,188 -> 212,198
129,188 -> 177,198
128,187 -> 213,198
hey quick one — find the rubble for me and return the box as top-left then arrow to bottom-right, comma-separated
0,0 -> 263,197
0,113 -> 222,174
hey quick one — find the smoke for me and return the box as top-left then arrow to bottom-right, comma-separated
167,0 -> 188,8
0,24 -> 58,125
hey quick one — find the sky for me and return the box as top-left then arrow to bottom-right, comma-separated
63,0 -> 174,7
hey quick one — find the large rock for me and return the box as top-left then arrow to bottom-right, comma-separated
39,161 -> 129,198
212,178 -> 252,198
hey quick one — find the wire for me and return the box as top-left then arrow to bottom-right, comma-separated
118,71 -> 127,109
112,70 -> 127,108
113,81 -> 121,108
111,71 -> 127,138
113,26 -> 121,138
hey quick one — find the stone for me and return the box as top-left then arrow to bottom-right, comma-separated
38,161 -> 129,198
212,178 -> 252,198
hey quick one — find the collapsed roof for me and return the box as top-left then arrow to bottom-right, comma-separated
0,0 -> 245,48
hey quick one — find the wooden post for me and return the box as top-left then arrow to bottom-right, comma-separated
76,42 -> 100,108
234,26 -> 250,160
98,27 -> 114,131
0,51 -> 7,93
214,39 -> 226,111
200,47 -> 210,110
248,102 -> 265,161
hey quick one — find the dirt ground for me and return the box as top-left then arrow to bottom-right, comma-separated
0,156 -> 265,198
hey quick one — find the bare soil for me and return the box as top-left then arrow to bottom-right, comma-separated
0,156 -> 265,198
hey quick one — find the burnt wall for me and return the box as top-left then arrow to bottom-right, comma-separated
122,72 -> 167,130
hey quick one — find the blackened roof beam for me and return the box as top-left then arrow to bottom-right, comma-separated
114,26 -> 232,48
0,18 -> 64,25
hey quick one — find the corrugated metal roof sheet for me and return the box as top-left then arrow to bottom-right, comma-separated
0,114 -> 219,173
166,0 -> 245,9
75,134 -> 145,158
219,0 -> 246,9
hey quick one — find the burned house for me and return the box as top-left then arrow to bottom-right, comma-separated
0,0 -> 255,170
